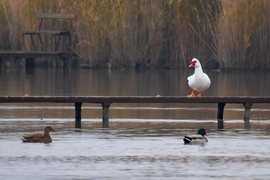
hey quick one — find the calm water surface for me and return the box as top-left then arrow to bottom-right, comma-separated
0,68 -> 270,179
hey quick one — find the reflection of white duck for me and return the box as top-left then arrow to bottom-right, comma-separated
187,58 -> 211,97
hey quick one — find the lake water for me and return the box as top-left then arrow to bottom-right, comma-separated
0,68 -> 270,179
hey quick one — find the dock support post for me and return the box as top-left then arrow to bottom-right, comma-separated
243,102 -> 253,129
217,103 -> 226,130
102,102 -> 110,129
25,57 -> 35,74
25,57 -> 35,68
75,102 -> 82,129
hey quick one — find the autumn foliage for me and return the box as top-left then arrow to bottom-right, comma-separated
0,0 -> 270,70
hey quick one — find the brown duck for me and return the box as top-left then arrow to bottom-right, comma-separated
21,126 -> 56,143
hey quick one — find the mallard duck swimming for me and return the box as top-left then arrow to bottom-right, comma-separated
183,128 -> 208,144
21,126 -> 55,143
187,58 -> 211,97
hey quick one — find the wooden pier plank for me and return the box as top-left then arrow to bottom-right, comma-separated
0,96 -> 269,103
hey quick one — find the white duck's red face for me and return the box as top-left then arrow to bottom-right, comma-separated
189,60 -> 197,67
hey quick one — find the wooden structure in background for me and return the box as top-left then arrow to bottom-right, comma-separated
0,13 -> 77,69
22,13 -> 75,52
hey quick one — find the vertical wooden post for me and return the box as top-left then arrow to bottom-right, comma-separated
38,34 -> 44,51
30,35 -> 36,50
217,103 -> 226,130
25,57 -> 35,68
243,102 -> 253,129
63,57 -> 67,68
53,34 -> 56,51
22,33 -> 25,51
75,102 -> 82,129
102,102 -> 110,129
25,57 -> 35,73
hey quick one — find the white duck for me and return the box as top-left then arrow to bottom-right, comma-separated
187,58 -> 211,97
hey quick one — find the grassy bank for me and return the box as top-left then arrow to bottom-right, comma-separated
0,0 -> 269,70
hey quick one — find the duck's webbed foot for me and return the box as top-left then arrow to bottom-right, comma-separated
187,90 -> 195,97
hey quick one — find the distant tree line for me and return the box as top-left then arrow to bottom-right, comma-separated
0,0 -> 270,70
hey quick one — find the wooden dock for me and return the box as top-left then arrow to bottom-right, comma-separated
0,96 -> 269,129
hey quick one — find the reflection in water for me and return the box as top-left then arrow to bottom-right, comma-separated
0,69 -> 270,120
1,69 -> 270,179
1,68 -> 270,96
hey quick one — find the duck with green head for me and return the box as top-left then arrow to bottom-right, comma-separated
183,128 -> 208,144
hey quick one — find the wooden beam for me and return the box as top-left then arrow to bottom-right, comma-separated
22,30 -> 70,35
0,51 -> 77,58
0,96 -> 270,104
